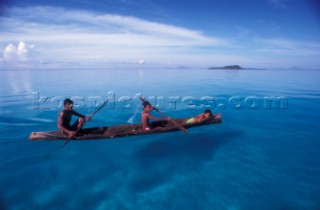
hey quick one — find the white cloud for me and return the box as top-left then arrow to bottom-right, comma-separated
2,41 -> 35,63
17,41 -> 34,62
136,59 -> 145,64
2,6 -> 222,46
1,6 -> 319,68
5,6 -> 222,45
0,6 -> 229,66
3,43 -> 17,61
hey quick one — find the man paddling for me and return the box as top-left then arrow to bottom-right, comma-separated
58,99 -> 91,138
141,100 -> 170,131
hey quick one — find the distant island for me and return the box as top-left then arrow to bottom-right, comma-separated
209,65 -> 243,70
208,65 -> 266,70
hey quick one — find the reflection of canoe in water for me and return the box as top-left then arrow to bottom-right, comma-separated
29,113 -> 222,141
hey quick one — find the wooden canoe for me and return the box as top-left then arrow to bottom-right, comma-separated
29,113 -> 222,141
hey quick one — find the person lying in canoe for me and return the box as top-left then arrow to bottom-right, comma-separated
58,99 -> 91,138
186,109 -> 213,124
141,101 -> 170,131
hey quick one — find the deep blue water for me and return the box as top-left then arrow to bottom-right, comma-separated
1,68 -> 320,210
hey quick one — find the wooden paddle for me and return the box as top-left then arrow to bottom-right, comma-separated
140,97 -> 188,134
62,99 -> 108,146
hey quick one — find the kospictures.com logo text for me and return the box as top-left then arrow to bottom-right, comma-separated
32,92 -> 288,110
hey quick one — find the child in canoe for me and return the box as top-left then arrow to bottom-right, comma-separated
186,109 -> 213,124
141,100 -> 170,131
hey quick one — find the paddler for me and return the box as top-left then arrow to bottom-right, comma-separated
141,100 -> 170,131
58,99 -> 91,138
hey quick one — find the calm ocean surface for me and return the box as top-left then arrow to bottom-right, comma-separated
0,68 -> 320,210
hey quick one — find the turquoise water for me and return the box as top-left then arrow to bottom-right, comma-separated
1,68 -> 320,210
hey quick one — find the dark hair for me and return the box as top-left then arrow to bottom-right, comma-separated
204,109 -> 213,116
64,98 -> 73,106
142,100 -> 151,108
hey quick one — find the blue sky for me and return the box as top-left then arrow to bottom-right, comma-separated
1,0 -> 320,68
